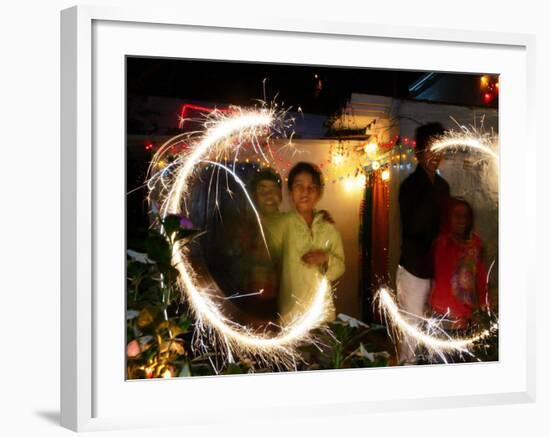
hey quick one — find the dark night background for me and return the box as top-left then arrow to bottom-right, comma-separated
127,57 -> 497,117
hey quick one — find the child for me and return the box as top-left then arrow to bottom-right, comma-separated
241,169 -> 284,318
429,197 -> 489,330
273,162 -> 345,324
223,169 -> 284,325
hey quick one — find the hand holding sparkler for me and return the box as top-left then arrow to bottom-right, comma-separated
302,250 -> 329,266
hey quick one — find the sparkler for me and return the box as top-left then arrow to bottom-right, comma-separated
430,117 -> 499,205
430,117 -> 499,167
374,287 -> 497,363
430,131 -> 499,162
147,106 -> 334,371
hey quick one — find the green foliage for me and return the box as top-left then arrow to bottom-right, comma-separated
145,230 -> 172,266
223,363 -> 248,375
126,215 -> 201,379
298,320 -> 391,371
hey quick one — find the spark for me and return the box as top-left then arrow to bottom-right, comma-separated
224,289 -> 264,300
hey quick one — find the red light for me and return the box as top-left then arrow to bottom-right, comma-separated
483,92 -> 493,103
179,103 -> 232,129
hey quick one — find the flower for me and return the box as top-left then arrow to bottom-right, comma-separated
179,216 -> 194,229
127,339 -> 141,358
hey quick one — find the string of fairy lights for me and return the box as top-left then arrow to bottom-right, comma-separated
149,135 -> 419,193
142,103 -> 423,193
319,137 -> 418,192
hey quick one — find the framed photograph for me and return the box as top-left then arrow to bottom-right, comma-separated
61,5 -> 536,432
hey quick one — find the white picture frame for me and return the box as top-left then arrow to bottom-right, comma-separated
60,5 -> 536,432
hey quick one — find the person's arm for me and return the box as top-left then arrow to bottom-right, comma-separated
265,214 -> 287,263
476,243 -> 490,310
398,179 -> 412,223
301,227 -> 345,281
399,179 -> 422,235
325,229 -> 345,281
319,209 -> 335,224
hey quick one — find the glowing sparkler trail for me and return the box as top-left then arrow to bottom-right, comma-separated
429,116 -> 499,163
200,159 -> 270,258
162,110 -> 272,216
148,107 -> 333,370
375,287 -> 494,362
430,135 -> 499,162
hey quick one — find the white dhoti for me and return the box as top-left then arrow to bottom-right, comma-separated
395,265 -> 431,364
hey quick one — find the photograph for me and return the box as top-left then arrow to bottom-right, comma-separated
125,56 -> 500,379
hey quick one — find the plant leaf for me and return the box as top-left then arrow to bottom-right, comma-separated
162,214 -> 182,237
145,232 -> 171,266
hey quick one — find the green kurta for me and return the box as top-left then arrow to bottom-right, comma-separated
268,210 -> 345,324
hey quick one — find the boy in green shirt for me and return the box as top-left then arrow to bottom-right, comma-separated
270,162 -> 345,324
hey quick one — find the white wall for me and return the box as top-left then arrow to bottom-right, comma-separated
1,1 -> 547,437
